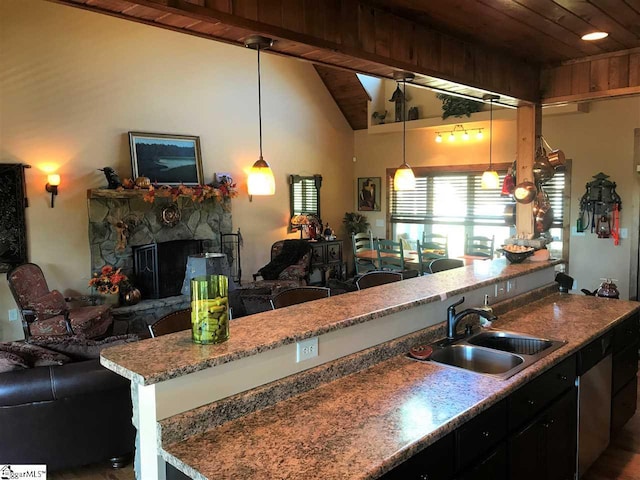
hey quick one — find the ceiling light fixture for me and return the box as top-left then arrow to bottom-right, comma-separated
393,72 -> 416,191
434,125 -> 483,143
245,35 -> 276,200
481,94 -> 500,189
581,31 -> 608,41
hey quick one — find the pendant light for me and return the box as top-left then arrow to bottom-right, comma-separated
245,35 -> 276,198
481,94 -> 500,189
393,72 -> 416,191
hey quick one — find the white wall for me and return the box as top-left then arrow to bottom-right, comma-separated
0,0 -> 354,340
354,85 -> 640,299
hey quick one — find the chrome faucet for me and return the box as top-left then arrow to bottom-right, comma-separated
446,296 -> 498,340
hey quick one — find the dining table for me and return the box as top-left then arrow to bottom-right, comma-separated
354,249 -> 490,269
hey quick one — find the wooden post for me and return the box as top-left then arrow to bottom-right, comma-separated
516,104 -> 541,237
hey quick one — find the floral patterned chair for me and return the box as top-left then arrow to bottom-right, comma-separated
240,240 -> 313,315
7,263 -> 113,341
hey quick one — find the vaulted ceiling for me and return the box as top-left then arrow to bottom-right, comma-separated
48,0 -> 640,129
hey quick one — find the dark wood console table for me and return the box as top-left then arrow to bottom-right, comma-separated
309,240 -> 344,286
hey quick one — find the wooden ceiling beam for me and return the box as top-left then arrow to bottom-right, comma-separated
51,0 -> 541,104
541,48 -> 640,105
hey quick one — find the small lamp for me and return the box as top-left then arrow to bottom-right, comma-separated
481,94 -> 500,189
291,214 -> 310,238
245,35 -> 276,201
46,174 -> 60,208
393,71 -> 416,191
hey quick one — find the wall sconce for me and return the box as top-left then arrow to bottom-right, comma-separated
435,124 -> 483,143
45,174 -> 60,208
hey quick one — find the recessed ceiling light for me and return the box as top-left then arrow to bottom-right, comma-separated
582,31 -> 608,41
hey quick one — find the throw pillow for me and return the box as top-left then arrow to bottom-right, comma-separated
30,290 -> 67,320
31,334 -> 140,361
0,350 -> 29,373
0,342 -> 71,367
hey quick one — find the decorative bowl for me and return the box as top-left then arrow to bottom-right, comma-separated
499,246 -> 535,264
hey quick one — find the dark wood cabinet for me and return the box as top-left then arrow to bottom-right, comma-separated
508,388 -> 577,480
309,240 -> 343,286
380,433 -> 454,480
611,314 -> 639,434
456,443 -> 507,480
455,401 -> 506,471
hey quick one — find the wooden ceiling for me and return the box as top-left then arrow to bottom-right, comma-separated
48,0 -> 640,129
369,0 -> 640,65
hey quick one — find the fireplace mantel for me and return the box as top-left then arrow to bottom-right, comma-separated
86,188 -> 232,277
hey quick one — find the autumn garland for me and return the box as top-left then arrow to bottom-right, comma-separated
141,182 -> 239,204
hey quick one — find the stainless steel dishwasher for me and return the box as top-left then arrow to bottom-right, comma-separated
576,332 -> 613,478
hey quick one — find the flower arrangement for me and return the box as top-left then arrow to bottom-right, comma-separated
88,265 -> 128,294
141,182 -> 238,204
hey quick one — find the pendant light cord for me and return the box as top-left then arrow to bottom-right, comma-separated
402,78 -> 406,165
489,98 -> 493,169
257,46 -> 263,159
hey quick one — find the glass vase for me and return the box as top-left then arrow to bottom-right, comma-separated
190,275 -> 229,344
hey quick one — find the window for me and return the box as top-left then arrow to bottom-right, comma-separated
388,164 -> 567,258
289,175 -> 322,227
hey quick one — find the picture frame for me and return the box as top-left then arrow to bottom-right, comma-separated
128,132 -> 203,186
357,177 -> 381,211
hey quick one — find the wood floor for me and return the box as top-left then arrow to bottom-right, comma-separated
49,381 -> 640,480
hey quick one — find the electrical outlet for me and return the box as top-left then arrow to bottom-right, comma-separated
495,282 -> 506,298
8,309 -> 19,322
375,219 -> 385,227
507,279 -> 516,293
296,337 -> 318,362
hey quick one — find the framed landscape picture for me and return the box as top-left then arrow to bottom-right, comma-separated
357,177 -> 381,211
128,132 -> 203,185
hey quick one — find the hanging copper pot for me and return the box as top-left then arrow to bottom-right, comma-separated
513,181 -> 537,204
533,157 -> 555,184
547,149 -> 565,169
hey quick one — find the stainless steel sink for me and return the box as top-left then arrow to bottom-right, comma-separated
467,330 -> 559,355
430,345 -> 523,375
421,329 -> 566,380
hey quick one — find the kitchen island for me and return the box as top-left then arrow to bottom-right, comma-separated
100,259 -> 640,479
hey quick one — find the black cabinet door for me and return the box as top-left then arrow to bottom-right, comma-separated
456,443 -> 507,480
544,388 -> 577,480
509,388 -> 577,480
508,414 -> 545,480
380,433 -> 455,480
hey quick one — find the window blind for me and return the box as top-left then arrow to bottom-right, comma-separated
390,171 -> 565,227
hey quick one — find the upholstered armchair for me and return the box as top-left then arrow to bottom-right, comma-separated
252,240 -> 312,285
240,240 -> 313,315
7,263 -> 113,341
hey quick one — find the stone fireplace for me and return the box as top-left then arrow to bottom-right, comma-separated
87,189 -> 233,334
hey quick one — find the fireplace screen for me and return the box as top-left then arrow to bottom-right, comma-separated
133,239 -> 204,299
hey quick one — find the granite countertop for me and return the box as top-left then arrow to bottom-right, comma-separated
100,259 -> 561,385
160,293 -> 639,480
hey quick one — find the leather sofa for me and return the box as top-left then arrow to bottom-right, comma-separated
0,358 -> 136,471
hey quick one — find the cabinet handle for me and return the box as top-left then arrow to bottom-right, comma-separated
542,419 -> 555,429
482,431 -> 490,438
419,474 -> 430,480
527,399 -> 535,406
559,375 -> 568,381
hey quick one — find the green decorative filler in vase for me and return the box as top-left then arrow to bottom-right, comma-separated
191,275 -> 229,344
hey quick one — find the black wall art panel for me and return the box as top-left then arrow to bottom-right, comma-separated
0,164 -> 28,272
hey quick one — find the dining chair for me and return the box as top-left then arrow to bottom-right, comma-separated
148,308 -> 191,338
376,239 -> 405,272
416,240 -> 434,275
270,286 -> 330,309
355,271 -> 403,290
352,232 -> 377,275
465,235 -> 495,258
428,258 -> 464,274
421,232 -> 449,259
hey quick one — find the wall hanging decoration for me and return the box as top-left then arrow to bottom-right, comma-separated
357,177 -> 381,211
0,164 -> 29,273
577,172 -> 622,242
435,93 -> 483,119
